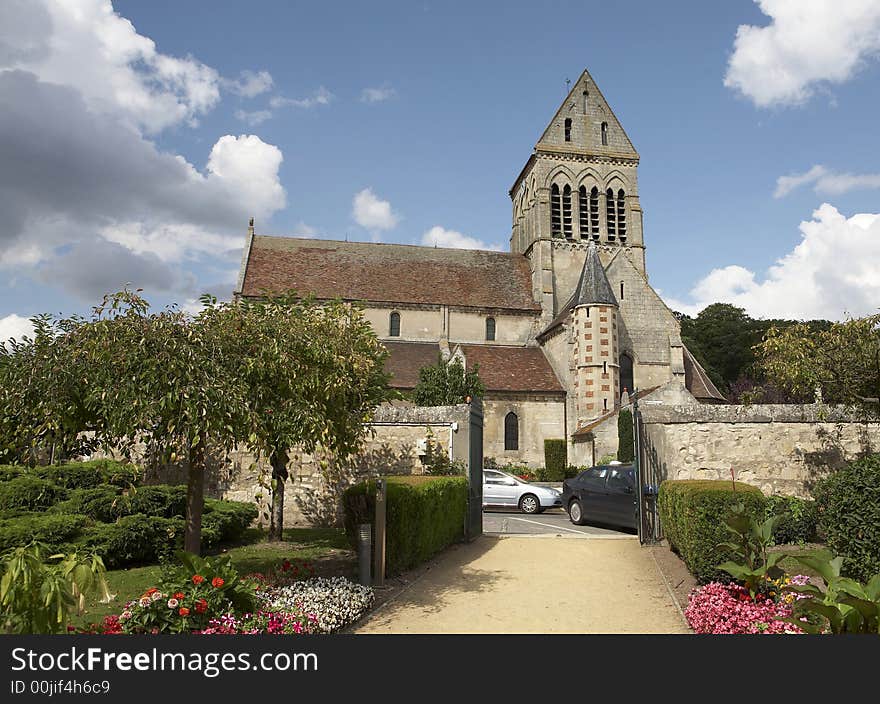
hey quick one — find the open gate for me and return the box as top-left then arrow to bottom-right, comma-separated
632,392 -> 663,544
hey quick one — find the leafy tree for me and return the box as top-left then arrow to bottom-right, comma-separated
223,293 -> 391,540
758,313 -> 880,416
412,356 -> 484,406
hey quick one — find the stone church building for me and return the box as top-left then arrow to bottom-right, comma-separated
235,69 -> 723,468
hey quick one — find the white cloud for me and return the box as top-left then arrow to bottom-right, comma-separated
664,204 -> 880,320
2,0 -> 221,133
421,226 -> 502,251
775,164 -> 880,198
291,221 -> 318,238
269,86 -> 333,109
360,85 -> 396,103
351,188 -> 399,232
724,0 -> 880,107
234,108 -> 273,126
224,69 -> 273,98
0,314 -> 34,346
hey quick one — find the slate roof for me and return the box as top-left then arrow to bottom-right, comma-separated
459,345 -> 564,394
683,346 -> 727,403
240,236 -> 540,312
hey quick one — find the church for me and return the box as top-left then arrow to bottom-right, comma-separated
235,69 -> 723,468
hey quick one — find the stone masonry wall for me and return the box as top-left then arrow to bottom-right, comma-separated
640,404 -> 880,497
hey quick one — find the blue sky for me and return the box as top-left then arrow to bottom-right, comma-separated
2,0 -> 880,340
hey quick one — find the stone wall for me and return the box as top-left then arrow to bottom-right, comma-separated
640,403 -> 880,497
483,393 -> 566,466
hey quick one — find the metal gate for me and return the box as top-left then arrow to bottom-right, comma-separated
632,392 -> 663,544
465,396 -> 483,541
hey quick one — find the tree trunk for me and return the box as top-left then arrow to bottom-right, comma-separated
184,437 -> 206,555
268,448 -> 289,542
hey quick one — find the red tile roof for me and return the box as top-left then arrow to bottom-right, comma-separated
382,341 -> 441,389
241,237 -> 540,311
460,345 -> 564,393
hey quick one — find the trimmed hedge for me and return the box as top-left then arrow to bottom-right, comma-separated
543,439 -> 567,481
764,494 -> 819,545
202,500 -> 259,543
658,479 -> 765,584
0,476 -> 67,510
0,460 -> 140,490
0,513 -> 89,552
342,476 -> 468,574
75,514 -> 184,568
814,455 -> 880,582
617,409 -> 634,463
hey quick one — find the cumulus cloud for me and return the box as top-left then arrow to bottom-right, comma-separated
0,2 -> 289,304
421,226 -> 502,251
774,164 -> 880,198
269,86 -> 333,109
224,69 -> 273,98
664,204 -> 880,320
1,0 -> 222,133
360,85 -> 396,103
0,314 -> 35,347
724,0 -> 880,107
291,221 -> 318,238
351,188 -> 399,232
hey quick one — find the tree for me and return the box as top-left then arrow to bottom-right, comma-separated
617,408 -> 634,462
758,313 -> 880,417
412,356 -> 484,406
223,294 -> 391,540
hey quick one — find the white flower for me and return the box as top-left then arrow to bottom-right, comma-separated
167,598 -> 179,609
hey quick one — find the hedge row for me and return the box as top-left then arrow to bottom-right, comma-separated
814,455 -> 880,582
0,499 -> 257,568
342,476 -> 468,574
0,460 -> 140,489
658,479 -> 765,584
543,439 -> 567,481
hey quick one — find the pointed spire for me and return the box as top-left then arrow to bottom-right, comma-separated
572,243 -> 616,306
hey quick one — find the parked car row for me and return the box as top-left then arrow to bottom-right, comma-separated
482,462 -> 639,530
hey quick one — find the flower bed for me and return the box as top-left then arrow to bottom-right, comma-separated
685,575 -> 810,634
259,577 -> 374,634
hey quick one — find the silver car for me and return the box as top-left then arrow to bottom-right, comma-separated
482,469 -> 563,514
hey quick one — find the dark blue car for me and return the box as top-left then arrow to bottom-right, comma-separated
562,463 -> 638,530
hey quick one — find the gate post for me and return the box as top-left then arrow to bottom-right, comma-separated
632,390 -> 646,544
465,397 -> 484,542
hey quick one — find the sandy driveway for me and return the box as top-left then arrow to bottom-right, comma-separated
354,535 -> 690,634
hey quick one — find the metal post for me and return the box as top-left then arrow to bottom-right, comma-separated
357,523 -> 372,586
373,478 -> 386,587
466,397 -> 484,542
632,388 -> 645,544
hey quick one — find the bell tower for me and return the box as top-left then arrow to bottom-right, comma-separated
510,69 -> 645,322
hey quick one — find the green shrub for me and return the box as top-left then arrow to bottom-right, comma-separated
0,513 -> 89,552
658,479 -> 765,583
49,486 -> 126,523
35,459 -> 140,489
0,476 -> 67,510
129,485 -> 187,518
76,514 -> 184,569
202,499 -> 258,543
0,465 -> 23,483
342,476 -> 467,574
543,439 -> 567,481
813,455 -> 880,582
764,494 -> 819,545
617,409 -> 634,463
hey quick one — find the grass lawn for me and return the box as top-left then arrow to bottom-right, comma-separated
770,543 -> 830,582
74,526 -> 354,628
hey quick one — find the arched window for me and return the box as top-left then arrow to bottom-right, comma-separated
617,189 -> 627,240
564,118 -> 572,142
590,186 -> 600,239
582,90 -> 589,113
550,184 -> 561,237
504,412 -> 519,451
606,188 -> 616,239
578,186 -> 589,239
619,352 -> 634,398
389,312 -> 400,337
601,122 -> 608,146
486,317 -> 496,341
562,185 -> 573,238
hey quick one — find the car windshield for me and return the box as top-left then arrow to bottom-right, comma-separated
497,471 -> 523,484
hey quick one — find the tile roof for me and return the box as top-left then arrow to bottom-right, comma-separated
460,345 -> 564,393
241,236 -> 540,312
683,346 -> 727,403
382,341 -> 441,389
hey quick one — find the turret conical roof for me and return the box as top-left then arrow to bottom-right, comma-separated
572,243 -> 616,306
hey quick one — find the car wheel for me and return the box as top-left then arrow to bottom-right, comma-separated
568,499 -> 587,525
519,494 -> 539,514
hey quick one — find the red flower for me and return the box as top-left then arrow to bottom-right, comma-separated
195,598 -> 208,614
281,559 -> 292,572
173,592 -> 185,600
192,575 -> 205,585
179,607 -> 190,617
145,587 -> 159,596
211,577 -> 225,588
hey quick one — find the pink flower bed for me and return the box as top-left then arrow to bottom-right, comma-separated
685,577 -> 810,634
